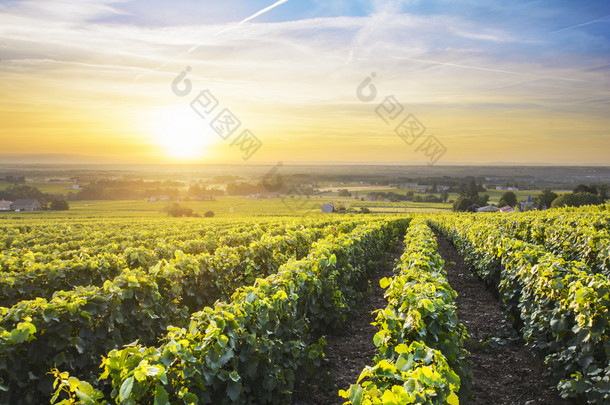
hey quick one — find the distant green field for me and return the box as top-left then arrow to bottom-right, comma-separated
0,197 -> 323,219
0,181 -> 86,195
318,188 -> 564,207
30,181 -> 79,194
0,186 -> 576,220
485,189 -> 572,204
0,195 -> 454,220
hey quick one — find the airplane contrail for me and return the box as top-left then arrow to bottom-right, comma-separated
550,14 -> 610,34
189,0 -> 290,50
239,0 -> 289,25
390,55 -> 585,83
136,0 -> 291,80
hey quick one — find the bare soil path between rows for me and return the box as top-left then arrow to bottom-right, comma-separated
434,232 -> 574,405
291,234 -> 575,404
291,246 -> 402,405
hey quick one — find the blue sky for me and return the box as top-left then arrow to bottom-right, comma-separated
0,0 -> 609,164
89,0 -> 610,44
81,0 -> 610,29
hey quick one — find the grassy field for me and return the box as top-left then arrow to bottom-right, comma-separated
0,195 -> 455,220
0,181 -> 87,195
0,197 -> 321,219
486,189 -> 541,203
0,185 -> 573,220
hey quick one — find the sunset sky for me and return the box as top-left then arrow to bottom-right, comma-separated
1,0 -> 609,165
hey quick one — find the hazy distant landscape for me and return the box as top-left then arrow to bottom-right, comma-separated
1,164 -> 608,219
1,0 -> 609,404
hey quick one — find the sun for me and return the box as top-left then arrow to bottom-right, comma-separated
155,105 -> 215,160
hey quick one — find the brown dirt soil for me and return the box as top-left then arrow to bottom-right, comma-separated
434,232 -> 575,405
291,234 -> 576,405
291,248 -> 402,405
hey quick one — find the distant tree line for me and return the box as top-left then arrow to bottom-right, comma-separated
225,181 -> 315,196
528,185 -> 608,210
0,184 -> 69,210
164,203 -> 214,218
1,175 -> 26,184
187,184 -> 223,197
550,184 -> 608,208
69,180 -> 222,201
497,191 -> 517,208
365,191 -> 449,203
452,179 -> 490,211
95,179 -> 183,188
70,184 -> 150,200
452,182 -> 608,212
338,189 -> 352,198
164,203 -> 199,218
225,182 -> 268,196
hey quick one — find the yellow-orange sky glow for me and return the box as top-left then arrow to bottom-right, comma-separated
1,0 -> 609,165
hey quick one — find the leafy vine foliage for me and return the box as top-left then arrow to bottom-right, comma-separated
431,205 -> 610,403
341,218 -> 471,405
0,217 -> 409,404
0,218 -> 368,404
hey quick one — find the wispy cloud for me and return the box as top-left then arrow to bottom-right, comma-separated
0,0 -> 128,22
389,55 -> 586,83
136,0 -> 293,79
1,0 -> 609,164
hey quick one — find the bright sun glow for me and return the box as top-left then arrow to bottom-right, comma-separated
155,106 -> 215,159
